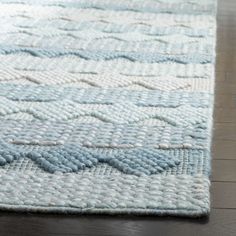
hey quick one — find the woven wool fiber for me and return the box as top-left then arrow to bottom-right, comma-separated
0,0 -> 216,216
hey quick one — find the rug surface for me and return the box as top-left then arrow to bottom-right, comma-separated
0,0 -> 216,216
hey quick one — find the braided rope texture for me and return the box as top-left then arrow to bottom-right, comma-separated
0,0 -> 216,216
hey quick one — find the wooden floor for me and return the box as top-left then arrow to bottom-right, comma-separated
0,0 -> 236,235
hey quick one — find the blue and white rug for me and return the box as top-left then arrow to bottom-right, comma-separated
0,0 -> 216,216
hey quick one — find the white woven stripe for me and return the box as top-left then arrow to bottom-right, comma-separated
0,4 -> 215,28
0,70 -> 214,92
0,59 -> 215,77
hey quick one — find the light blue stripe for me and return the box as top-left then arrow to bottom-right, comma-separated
0,138 -> 211,175
0,120 -> 211,153
0,0 -> 216,15
10,20 -> 213,37
0,45 -> 214,63
0,84 -> 212,107
0,36 -> 214,54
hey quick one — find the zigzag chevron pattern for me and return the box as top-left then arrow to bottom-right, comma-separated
2,149 -> 210,176
1,10 -> 215,31
0,120 -> 209,149
9,24 -> 213,37
0,30 -> 212,43
0,0 -> 215,14
0,71 -> 191,88
0,98 -> 209,126
0,45 -> 213,64
0,35 -> 213,54
0,70 -> 214,92
0,84 -> 211,107
0,56 -> 214,76
0,8 -> 215,28
0,141 -> 181,175
0,0 -> 216,216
